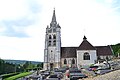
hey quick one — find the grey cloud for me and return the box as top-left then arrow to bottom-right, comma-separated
0,0 -> 42,38
0,18 -> 36,38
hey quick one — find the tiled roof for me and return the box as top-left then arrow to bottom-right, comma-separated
95,46 -> 113,56
77,39 -> 96,50
61,47 -> 77,58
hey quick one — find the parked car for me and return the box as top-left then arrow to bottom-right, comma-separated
69,70 -> 87,80
46,74 -> 61,80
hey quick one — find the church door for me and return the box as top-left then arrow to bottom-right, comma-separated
50,63 -> 53,70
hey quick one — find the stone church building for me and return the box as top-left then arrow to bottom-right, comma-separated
43,9 -> 113,70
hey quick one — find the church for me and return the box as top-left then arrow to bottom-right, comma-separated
43,9 -> 113,70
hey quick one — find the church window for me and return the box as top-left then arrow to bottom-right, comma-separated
72,58 -> 75,64
83,52 -> 90,60
49,35 -> 52,39
53,35 -> 56,39
53,40 -> 56,46
48,41 -> 51,46
64,59 -> 67,64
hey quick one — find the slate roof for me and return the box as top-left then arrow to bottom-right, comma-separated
60,36 -> 113,58
95,46 -> 113,56
61,47 -> 77,58
77,36 -> 96,50
61,46 -> 113,58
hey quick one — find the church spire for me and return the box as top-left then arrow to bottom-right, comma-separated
51,8 -> 57,23
50,8 -> 57,27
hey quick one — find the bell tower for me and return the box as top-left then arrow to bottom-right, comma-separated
44,9 -> 61,70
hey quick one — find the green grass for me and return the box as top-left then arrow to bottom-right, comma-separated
4,72 -> 32,80
2,72 -> 19,79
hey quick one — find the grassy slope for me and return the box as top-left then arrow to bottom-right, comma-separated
4,72 -> 32,80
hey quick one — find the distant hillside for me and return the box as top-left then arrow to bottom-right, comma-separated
4,59 -> 42,65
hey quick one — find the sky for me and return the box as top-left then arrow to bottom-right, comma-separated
0,0 -> 120,62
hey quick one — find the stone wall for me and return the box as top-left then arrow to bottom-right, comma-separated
61,58 -> 77,67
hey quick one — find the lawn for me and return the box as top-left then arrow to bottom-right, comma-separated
4,72 -> 32,80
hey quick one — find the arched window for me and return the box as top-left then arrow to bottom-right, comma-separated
48,41 -> 51,46
53,40 -> 56,46
64,59 -> 67,64
72,58 -> 75,64
49,35 -> 52,39
53,35 -> 56,39
83,52 -> 90,60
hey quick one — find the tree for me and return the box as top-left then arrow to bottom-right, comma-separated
0,59 -> 17,74
111,44 -> 120,56
117,49 -> 120,57
27,62 -> 35,69
37,63 -> 43,69
23,61 -> 29,71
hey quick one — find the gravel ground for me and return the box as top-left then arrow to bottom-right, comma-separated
82,69 -> 120,80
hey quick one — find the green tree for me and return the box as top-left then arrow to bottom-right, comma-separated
27,62 -> 35,69
23,61 -> 29,71
0,59 -> 17,74
37,63 -> 43,69
111,44 -> 120,56
117,49 -> 120,56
